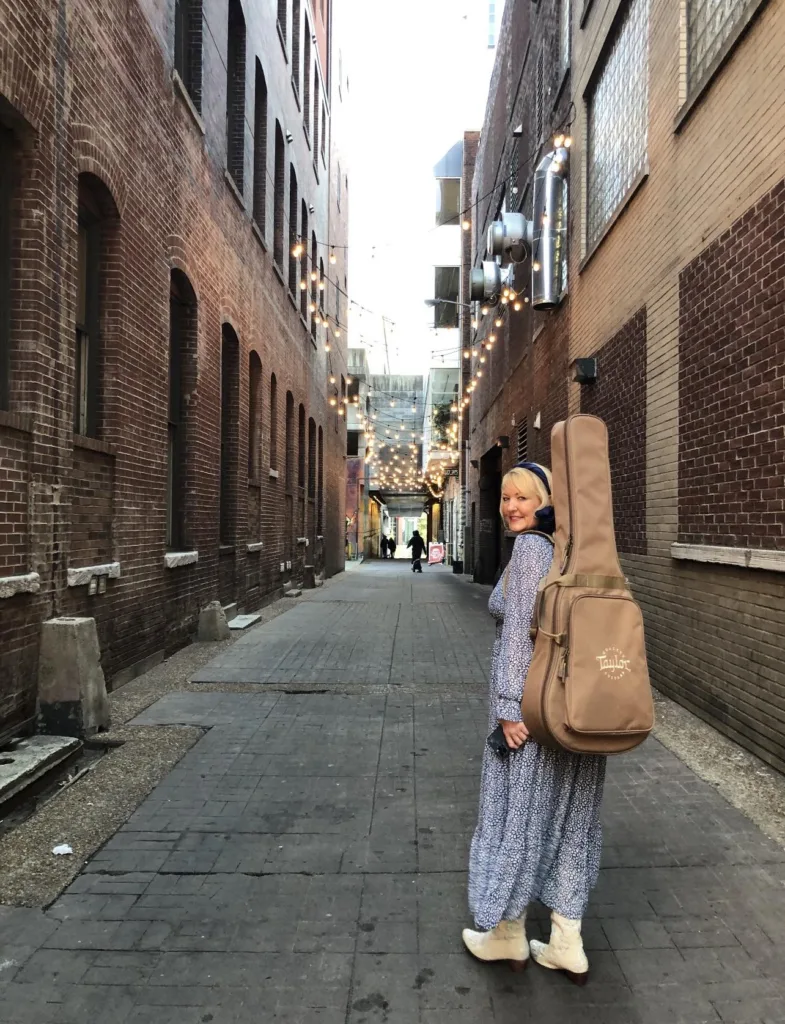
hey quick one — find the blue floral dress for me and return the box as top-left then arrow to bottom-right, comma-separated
468,532 -> 606,929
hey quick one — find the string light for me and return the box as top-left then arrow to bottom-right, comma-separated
461,219 -> 471,231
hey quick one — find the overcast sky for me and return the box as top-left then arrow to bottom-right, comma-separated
343,0 -> 500,377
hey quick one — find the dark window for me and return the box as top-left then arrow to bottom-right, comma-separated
0,126 -> 13,410
220,324 -> 240,544
319,257 -> 325,316
270,372 -> 278,469
167,270 -> 197,549
75,178 -> 104,437
337,160 -> 341,211
313,75 -> 320,166
300,200 -> 308,317
174,0 -> 203,112
277,0 -> 287,40
434,266 -> 460,329
321,105 -> 326,162
248,351 -> 262,477
347,430 -> 359,457
298,403 -> 306,488
303,27 -> 311,138
226,0 -> 246,192
308,417 -> 316,498
285,390 -> 295,490
253,60 -> 267,233
292,0 -> 301,96
516,420 -> 528,463
317,425 -> 324,533
288,165 -> 298,293
310,232 -> 318,338
534,45 -> 544,147
273,121 -> 285,266
435,178 -> 460,227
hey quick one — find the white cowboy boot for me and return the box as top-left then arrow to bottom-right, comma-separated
462,913 -> 529,972
530,911 -> 589,985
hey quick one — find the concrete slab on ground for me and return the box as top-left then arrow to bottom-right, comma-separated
0,736 -> 81,807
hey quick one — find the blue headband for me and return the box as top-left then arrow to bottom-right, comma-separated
515,462 -> 551,495
514,462 -> 555,534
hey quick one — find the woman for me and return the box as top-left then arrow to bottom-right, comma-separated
463,462 -> 606,984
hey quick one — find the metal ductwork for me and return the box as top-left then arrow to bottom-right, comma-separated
469,260 -> 503,304
531,147 -> 569,310
486,212 -> 533,264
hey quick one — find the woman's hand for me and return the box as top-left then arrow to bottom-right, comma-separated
500,719 -> 529,749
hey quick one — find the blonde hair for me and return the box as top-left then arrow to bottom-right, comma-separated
499,465 -> 552,523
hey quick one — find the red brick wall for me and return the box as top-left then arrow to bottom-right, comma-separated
0,420 -> 30,577
0,0 -> 347,733
679,179 -> 785,550
581,307 -> 647,556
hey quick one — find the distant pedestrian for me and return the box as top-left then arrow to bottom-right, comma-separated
407,530 -> 426,573
380,535 -> 388,559
387,537 -> 397,559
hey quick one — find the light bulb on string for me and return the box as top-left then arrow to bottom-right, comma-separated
330,248 -> 337,264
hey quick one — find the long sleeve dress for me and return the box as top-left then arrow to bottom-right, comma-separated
468,532 -> 606,929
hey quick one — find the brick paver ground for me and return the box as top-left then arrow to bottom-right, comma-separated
2,561 -> 785,1022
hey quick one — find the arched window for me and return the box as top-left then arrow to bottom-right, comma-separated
273,122 -> 285,267
317,425 -> 324,534
313,75 -> 320,170
310,231 -> 317,338
253,60 -> 267,233
174,0 -> 203,112
248,351 -> 262,478
167,270 -> 198,550
300,200 -> 308,317
75,173 -> 118,438
226,0 -> 246,193
0,124 -> 16,409
269,372 -> 278,470
292,0 -> 301,96
288,164 -> 298,293
220,324 -> 240,543
303,24 -> 311,139
319,257 -> 325,316
307,416 -> 316,500
277,0 -> 287,38
285,390 -> 295,491
298,403 -> 306,488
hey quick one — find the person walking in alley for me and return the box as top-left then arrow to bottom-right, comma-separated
380,535 -> 388,559
462,463 -> 605,984
387,536 -> 397,560
407,530 -> 426,572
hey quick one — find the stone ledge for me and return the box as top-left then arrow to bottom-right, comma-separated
67,563 -> 121,588
164,551 -> 199,569
247,541 -> 264,552
0,571 -> 41,599
297,537 -> 309,546
671,542 -> 785,574
269,467 -> 279,479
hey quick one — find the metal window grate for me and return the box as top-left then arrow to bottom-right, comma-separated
687,0 -> 749,93
517,421 -> 528,463
586,0 -> 649,250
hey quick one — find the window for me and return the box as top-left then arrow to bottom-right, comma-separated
319,258 -> 325,315
270,373 -> 278,469
534,45 -> 545,148
433,267 -> 460,329
226,0 -> 246,192
297,403 -> 306,488
273,122 -> 285,266
303,27 -> 311,138
174,0 -> 203,111
488,1 -> 497,47
292,0 -> 301,96
320,0 -> 325,21
167,271 -> 197,549
220,324 -> 240,544
313,75 -> 320,167
248,351 -> 262,477
347,430 -> 359,457
285,390 -> 295,490
311,232 -> 318,337
317,426 -> 324,533
308,417 -> 316,498
300,200 -> 308,317
337,160 -> 341,211
277,0 -> 287,38
560,0 -> 571,72
0,126 -> 13,410
435,178 -> 460,227
686,0 -> 756,96
586,0 -> 650,250
288,165 -> 298,293
75,177 -> 106,437
320,105 -> 326,162
516,420 -> 528,463
253,60 -> 267,232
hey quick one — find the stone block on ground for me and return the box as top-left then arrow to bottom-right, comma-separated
303,565 -> 316,589
0,735 -> 82,806
37,617 -> 110,737
198,601 -> 231,641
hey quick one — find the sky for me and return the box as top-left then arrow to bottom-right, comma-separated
343,0 -> 501,378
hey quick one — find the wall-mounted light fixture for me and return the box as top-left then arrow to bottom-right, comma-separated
286,131 -> 293,143
573,358 -> 598,385
496,435 -> 510,449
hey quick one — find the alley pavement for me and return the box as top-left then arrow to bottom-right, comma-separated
2,561 -> 785,1023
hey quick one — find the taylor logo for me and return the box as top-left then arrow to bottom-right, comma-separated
596,646 -> 631,679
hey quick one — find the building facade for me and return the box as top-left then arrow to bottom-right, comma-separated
0,0 -> 349,741
463,0 -> 785,772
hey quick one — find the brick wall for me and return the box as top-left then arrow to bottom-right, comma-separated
0,0 -> 347,733
0,421 -> 30,577
581,307 -> 647,556
679,180 -> 785,550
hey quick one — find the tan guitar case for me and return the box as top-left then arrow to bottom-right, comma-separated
521,414 -> 654,754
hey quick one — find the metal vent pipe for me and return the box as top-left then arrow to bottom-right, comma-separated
531,147 -> 569,310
